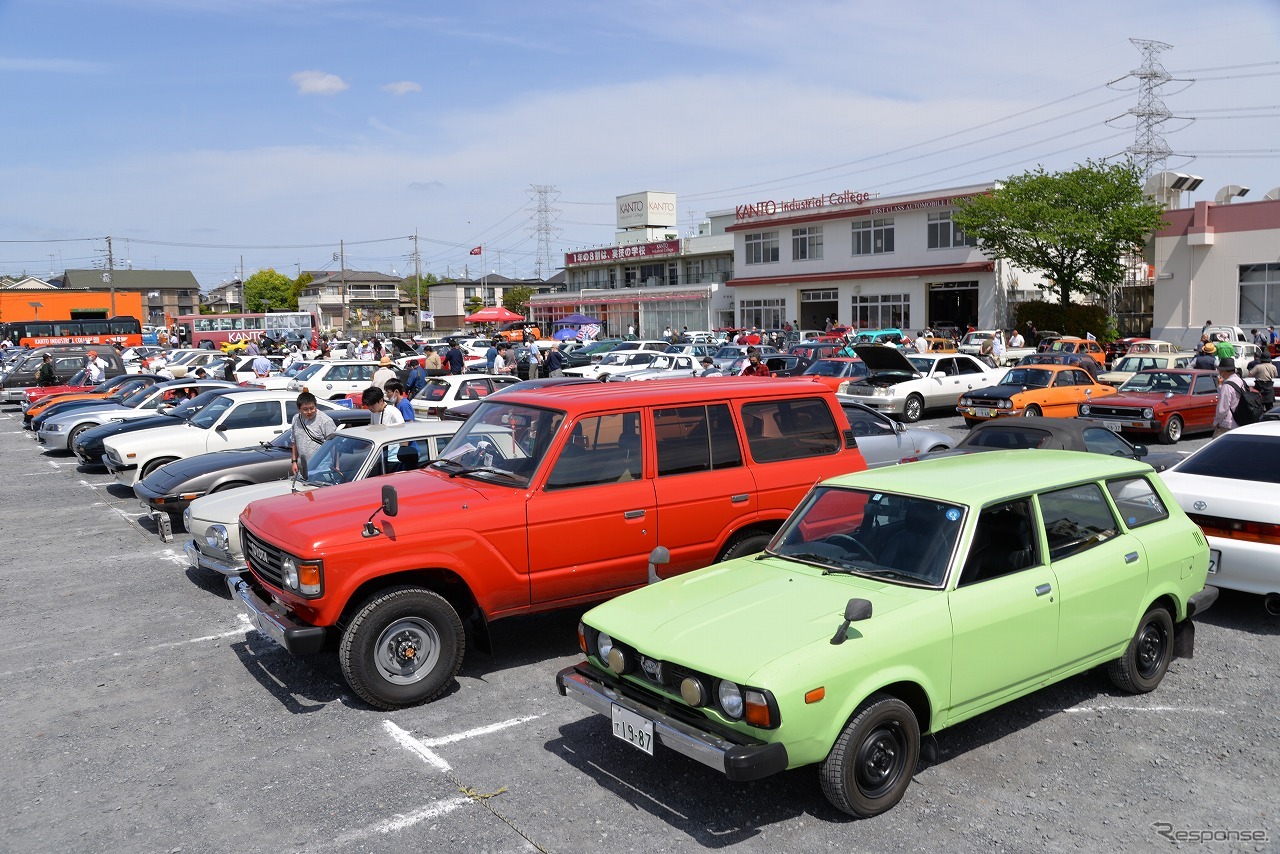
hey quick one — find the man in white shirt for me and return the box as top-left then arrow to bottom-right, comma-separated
85,350 -> 108,384
913,331 -> 929,353
362,386 -> 404,425
991,331 -> 1006,363
1009,329 -> 1025,349
372,356 -> 397,389
492,346 -> 510,375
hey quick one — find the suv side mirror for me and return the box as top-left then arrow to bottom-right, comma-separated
381,484 -> 399,517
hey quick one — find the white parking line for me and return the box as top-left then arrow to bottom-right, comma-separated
1051,704 -> 1227,715
383,715 -> 542,773
326,796 -> 470,848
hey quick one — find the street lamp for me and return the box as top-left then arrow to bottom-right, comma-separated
27,301 -> 43,321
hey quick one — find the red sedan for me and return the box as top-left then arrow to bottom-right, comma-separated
1075,368 -> 1220,443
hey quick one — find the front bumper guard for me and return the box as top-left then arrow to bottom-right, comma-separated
227,576 -> 326,655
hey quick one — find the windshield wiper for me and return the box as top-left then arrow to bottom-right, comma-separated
827,566 -> 917,582
446,465 -> 522,482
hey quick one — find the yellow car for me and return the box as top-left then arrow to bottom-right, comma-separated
220,340 -> 250,354
957,363 -> 1116,424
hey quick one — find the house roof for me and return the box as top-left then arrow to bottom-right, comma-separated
62,269 -> 200,290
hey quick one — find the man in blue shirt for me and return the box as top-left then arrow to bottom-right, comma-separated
384,379 -> 416,422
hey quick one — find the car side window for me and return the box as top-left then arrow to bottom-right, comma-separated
1082,427 -> 1135,457
959,498 -> 1040,586
1037,483 -> 1120,562
954,357 -> 984,375
1193,375 -> 1218,395
545,412 -> 643,489
221,401 -> 282,429
654,404 -> 742,476
356,366 -> 375,381
933,358 -> 954,376
741,398 -> 841,463
1106,476 -> 1169,529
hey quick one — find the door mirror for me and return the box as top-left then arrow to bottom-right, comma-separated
297,454 -> 309,480
381,484 -> 399,517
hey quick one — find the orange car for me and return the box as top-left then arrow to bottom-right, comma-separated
799,356 -> 867,390
22,374 -> 162,426
957,363 -> 1116,425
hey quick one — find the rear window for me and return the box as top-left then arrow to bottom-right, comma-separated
741,398 -> 841,463
1174,435 -> 1280,483
961,426 -> 1052,450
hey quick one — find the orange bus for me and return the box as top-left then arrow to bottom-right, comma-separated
1,316 -> 144,349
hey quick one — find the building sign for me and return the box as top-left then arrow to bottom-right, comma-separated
616,191 -> 677,229
565,239 -> 681,267
867,197 -> 956,215
735,190 -> 877,221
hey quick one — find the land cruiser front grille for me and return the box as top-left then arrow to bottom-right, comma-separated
242,529 -> 285,588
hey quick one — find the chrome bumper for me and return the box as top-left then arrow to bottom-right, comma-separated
1076,416 -> 1160,431
555,664 -> 788,782
184,539 -> 247,577
227,576 -> 326,655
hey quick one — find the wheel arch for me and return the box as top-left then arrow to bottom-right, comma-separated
339,568 -> 489,653
714,520 -> 784,562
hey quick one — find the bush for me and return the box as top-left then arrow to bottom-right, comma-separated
1013,301 -> 1112,343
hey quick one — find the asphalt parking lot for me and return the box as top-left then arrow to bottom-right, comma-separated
0,403 -> 1275,854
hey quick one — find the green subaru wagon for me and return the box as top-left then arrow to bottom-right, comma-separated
557,449 -> 1218,817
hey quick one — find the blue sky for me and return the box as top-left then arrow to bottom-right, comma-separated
1,0 -> 1278,288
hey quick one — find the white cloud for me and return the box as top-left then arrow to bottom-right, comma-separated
290,70 -> 349,95
382,81 -> 422,96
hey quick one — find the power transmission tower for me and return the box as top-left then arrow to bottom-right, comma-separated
1125,38 -> 1176,180
527,184 -> 562,281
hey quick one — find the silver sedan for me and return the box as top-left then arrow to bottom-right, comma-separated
836,396 -> 953,466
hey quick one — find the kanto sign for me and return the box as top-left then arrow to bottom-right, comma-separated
616,191 -> 677,229
735,190 -> 877,221
565,239 -> 681,267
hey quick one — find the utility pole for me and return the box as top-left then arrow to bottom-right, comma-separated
105,235 -> 116,316
339,241 -> 348,335
413,230 -> 423,333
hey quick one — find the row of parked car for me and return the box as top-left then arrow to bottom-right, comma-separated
10,354 -> 1260,819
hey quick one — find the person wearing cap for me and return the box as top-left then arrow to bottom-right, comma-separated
372,354 -> 398,390
1192,341 -> 1217,371
85,349 -> 108,384
1247,348 -> 1276,409
699,356 -> 723,377
36,353 -> 57,386
1213,357 -> 1245,437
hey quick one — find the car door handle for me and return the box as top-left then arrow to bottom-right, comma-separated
1125,551 -> 1139,564
730,493 -> 749,504
1035,583 -> 1052,597
624,509 -> 646,519
273,429 -> 284,434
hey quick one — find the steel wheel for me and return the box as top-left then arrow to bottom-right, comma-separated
373,617 -> 442,685
1107,606 -> 1174,693
820,693 -> 919,817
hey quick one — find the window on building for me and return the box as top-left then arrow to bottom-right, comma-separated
792,226 -> 824,261
927,211 -> 977,249
852,293 -> 910,329
745,231 -> 780,265
1240,263 -> 1280,326
852,218 -> 894,255
739,298 -> 786,330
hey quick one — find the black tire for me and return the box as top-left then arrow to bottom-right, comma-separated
902,394 -> 925,423
718,531 -> 773,562
820,693 -> 920,817
1159,415 -> 1183,445
141,456 -> 178,479
1107,606 -> 1174,693
1021,404 -> 1042,418
67,422 -> 92,451
339,587 -> 465,710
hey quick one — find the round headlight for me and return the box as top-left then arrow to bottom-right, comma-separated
281,556 -> 299,590
680,676 -> 708,707
1000,399 -> 1011,409
205,523 -> 229,552
1080,404 -> 1091,415
717,680 -> 744,719
959,396 -> 971,406
596,632 -> 614,661
182,508 -> 192,533
606,646 -> 632,674
1143,407 -> 1154,419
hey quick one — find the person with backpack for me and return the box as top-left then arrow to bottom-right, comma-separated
36,353 -> 57,386
1214,358 -> 1264,437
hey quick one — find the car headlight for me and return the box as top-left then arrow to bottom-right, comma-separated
596,632 -> 614,661
874,386 -> 892,397
717,680 -> 744,719
837,380 -> 850,394
1143,407 -> 1154,418
282,555 -> 299,590
959,396 -> 971,406
1080,404 -> 1091,415
182,507 -> 192,533
205,523 -> 229,553
999,399 -> 1012,409
45,423 -> 63,433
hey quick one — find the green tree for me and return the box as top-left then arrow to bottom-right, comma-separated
400,273 -> 439,307
464,296 -> 485,315
243,268 -> 296,312
952,159 -> 1166,311
289,271 -> 313,310
502,285 -> 535,317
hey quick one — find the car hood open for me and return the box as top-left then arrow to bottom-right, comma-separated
851,344 -> 919,375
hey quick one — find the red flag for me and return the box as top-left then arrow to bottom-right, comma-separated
469,245 -> 482,255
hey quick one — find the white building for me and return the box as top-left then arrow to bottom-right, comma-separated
1150,194 -> 1280,347
721,183 -> 1049,333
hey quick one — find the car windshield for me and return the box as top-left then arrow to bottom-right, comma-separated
305,434 -> 375,485
120,384 -> 160,407
432,403 -> 564,486
600,353 -> 631,366
293,363 -> 325,382
768,485 -> 964,587
907,356 -> 934,372
714,347 -> 744,359
999,368 -> 1054,388
1118,371 -> 1191,394
189,396 -> 235,429
1175,434 -> 1280,483
647,355 -> 675,370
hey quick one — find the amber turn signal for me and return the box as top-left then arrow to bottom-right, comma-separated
805,687 -> 825,704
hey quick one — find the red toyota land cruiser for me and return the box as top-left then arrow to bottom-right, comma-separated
229,377 -> 867,709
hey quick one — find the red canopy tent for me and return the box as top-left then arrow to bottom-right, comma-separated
464,306 -> 525,323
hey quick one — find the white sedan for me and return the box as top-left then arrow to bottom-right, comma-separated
1159,421 -> 1280,611
836,346 -> 1006,422
103,390 -> 338,485
563,350 -> 660,381
410,374 -> 521,418
604,353 -> 700,382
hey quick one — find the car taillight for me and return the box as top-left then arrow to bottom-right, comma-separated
1187,513 -> 1280,545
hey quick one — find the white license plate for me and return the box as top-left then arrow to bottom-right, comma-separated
1103,420 -> 1122,432
976,407 -> 993,418
611,704 -> 654,755
1208,549 -> 1220,574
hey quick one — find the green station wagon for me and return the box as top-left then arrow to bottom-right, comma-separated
557,450 -> 1217,817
